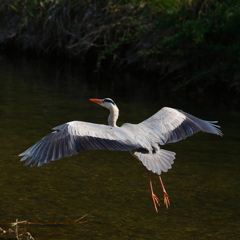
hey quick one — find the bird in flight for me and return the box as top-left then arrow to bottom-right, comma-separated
19,98 -> 222,212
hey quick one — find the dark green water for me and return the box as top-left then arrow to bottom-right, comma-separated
0,56 -> 239,239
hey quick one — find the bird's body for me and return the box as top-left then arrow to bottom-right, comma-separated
19,98 -> 222,212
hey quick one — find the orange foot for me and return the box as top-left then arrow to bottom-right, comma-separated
152,193 -> 160,212
163,190 -> 170,209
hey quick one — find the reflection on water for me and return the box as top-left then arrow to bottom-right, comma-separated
0,55 -> 240,240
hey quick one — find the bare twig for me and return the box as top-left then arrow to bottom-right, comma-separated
74,210 -> 95,222
0,219 -> 34,240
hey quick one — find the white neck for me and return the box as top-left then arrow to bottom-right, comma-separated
108,105 -> 119,127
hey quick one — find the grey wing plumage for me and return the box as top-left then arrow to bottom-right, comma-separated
19,121 -> 141,167
140,107 -> 223,144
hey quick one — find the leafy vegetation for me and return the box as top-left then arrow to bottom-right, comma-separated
0,0 -> 240,100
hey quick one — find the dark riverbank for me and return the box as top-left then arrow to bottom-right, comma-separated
0,0 -> 240,106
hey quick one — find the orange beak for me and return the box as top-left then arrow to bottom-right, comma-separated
89,98 -> 104,104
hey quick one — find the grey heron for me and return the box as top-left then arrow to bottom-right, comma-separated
19,98 -> 222,212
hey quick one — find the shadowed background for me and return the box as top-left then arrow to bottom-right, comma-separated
0,56 -> 239,239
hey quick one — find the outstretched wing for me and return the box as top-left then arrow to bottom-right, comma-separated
140,107 -> 223,144
19,121 -> 141,167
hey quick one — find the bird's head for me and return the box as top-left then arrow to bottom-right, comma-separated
90,98 -> 117,110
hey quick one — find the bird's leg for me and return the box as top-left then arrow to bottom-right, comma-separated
158,175 -> 170,208
148,170 -> 160,212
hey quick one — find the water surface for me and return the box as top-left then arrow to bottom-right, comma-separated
0,55 -> 239,239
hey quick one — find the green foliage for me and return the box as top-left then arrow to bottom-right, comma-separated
130,0 -> 240,90
97,42 -> 119,70
1,0 -> 240,95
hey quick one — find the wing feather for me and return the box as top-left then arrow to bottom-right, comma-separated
19,121 -> 141,167
140,107 -> 222,144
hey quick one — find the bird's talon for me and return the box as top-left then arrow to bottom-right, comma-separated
163,191 -> 170,208
152,193 -> 160,212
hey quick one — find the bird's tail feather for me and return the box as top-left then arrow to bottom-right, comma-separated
131,149 -> 176,175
